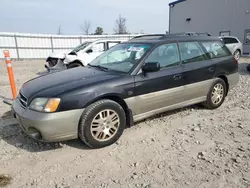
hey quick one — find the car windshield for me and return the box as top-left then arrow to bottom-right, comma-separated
88,43 -> 152,73
72,42 -> 92,52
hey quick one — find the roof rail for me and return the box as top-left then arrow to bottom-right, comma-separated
129,32 -> 212,41
130,34 -> 166,40
166,32 -> 211,36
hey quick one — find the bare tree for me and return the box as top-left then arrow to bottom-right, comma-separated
57,25 -> 62,35
80,20 -> 92,35
114,15 -> 128,34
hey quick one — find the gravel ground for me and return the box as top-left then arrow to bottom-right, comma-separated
0,59 -> 250,188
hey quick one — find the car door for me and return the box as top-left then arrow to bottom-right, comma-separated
179,40 -> 225,101
87,42 -> 106,61
178,41 -> 217,101
133,43 -> 185,116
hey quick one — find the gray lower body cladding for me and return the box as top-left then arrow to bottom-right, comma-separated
125,72 -> 239,122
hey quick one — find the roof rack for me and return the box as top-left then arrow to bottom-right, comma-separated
129,32 -> 212,41
166,32 -> 211,36
130,34 -> 166,40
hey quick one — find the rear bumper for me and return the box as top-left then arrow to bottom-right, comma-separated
12,99 -> 84,142
227,72 -> 239,91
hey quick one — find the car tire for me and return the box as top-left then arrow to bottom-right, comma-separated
78,99 -> 126,149
233,50 -> 241,61
247,64 -> 250,72
202,78 -> 227,109
68,62 -> 82,69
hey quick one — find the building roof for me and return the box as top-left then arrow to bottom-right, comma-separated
169,0 -> 186,6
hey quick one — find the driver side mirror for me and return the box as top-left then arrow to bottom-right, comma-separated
142,62 -> 160,72
86,49 -> 93,54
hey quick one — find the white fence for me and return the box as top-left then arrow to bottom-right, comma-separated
0,32 -> 139,59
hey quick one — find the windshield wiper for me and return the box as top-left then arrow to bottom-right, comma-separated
88,64 -> 109,72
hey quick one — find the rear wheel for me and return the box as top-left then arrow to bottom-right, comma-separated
247,64 -> 250,72
78,100 -> 126,148
202,78 -> 227,109
68,62 -> 82,69
234,50 -> 241,61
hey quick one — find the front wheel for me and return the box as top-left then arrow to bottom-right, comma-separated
78,100 -> 126,148
202,78 -> 227,109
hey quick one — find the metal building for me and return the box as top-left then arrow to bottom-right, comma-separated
168,0 -> 250,55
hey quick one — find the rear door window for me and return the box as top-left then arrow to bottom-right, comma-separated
200,41 -> 231,58
178,42 -> 207,64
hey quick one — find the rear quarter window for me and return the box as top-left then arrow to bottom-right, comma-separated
200,41 -> 231,59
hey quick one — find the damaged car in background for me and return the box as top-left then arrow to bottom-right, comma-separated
45,39 -> 126,72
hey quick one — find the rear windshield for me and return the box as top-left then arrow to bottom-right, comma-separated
200,41 -> 232,58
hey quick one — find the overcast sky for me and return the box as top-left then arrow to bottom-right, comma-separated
0,0 -> 172,35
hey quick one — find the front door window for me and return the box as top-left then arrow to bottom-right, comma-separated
145,43 -> 180,68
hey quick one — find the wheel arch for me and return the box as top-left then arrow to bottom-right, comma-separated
68,60 -> 84,67
83,94 -> 133,127
216,74 -> 229,95
234,48 -> 241,55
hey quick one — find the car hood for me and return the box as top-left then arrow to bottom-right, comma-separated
20,67 -> 121,101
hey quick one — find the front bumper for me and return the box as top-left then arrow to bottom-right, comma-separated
12,99 -> 84,142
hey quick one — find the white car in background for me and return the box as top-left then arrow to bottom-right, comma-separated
45,39 -> 127,71
219,36 -> 243,60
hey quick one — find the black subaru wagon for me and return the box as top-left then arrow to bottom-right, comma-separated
12,33 -> 239,148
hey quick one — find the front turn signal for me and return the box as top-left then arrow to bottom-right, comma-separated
44,98 -> 61,112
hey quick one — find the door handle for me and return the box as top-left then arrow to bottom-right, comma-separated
208,67 -> 215,72
173,74 -> 182,80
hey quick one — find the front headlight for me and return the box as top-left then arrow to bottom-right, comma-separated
29,98 -> 61,112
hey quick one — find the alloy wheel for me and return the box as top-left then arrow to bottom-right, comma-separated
211,83 -> 224,105
90,109 -> 120,142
